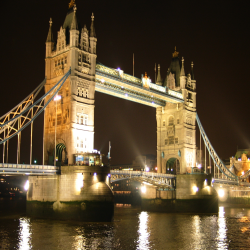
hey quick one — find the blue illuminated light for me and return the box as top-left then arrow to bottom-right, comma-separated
125,93 -> 128,97
94,173 -> 97,176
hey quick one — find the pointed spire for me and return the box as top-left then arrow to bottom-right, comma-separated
46,18 -> 54,43
180,57 -> 185,76
156,64 -> 162,85
191,61 -> 195,80
69,0 -> 75,9
71,4 -> 78,30
90,13 -> 96,37
172,46 -> 179,58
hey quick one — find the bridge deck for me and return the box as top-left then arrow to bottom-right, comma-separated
0,164 -> 59,175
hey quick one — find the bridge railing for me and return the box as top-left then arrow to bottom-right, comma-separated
110,170 -> 176,178
213,178 -> 250,187
1,164 -> 58,171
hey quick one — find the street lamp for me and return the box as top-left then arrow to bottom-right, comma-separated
197,164 -> 201,173
54,95 -> 61,166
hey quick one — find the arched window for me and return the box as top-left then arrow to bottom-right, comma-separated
169,116 -> 174,126
84,116 -> 88,125
76,115 -> 79,124
80,116 -> 84,125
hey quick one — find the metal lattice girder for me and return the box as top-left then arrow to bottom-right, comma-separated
196,114 -> 250,181
110,170 -> 176,189
0,69 -> 71,145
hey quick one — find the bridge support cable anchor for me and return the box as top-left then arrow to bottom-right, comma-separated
196,114 -> 236,180
196,114 -> 250,182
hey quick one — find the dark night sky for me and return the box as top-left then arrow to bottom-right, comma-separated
0,0 -> 250,165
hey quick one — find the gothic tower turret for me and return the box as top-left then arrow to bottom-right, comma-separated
46,18 -> 54,58
89,13 -> 97,76
156,64 -> 162,86
156,48 -> 196,174
44,2 -> 97,165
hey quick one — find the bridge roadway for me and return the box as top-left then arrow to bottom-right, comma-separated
0,163 -> 58,175
110,170 -> 176,190
213,178 -> 250,187
1,164 -> 249,189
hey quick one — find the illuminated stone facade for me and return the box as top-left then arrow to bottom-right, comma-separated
44,5 -> 97,165
230,150 -> 250,178
44,5 -> 196,173
156,52 -> 196,174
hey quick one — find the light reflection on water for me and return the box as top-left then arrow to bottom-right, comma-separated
18,218 -> 31,250
192,215 -> 202,248
1,207 -> 250,249
137,211 -> 150,250
217,206 -> 228,249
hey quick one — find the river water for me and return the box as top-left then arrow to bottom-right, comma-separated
1,204 -> 250,249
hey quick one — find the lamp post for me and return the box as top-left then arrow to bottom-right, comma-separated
54,95 -> 61,166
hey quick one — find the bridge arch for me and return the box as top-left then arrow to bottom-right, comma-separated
164,157 -> 181,175
56,142 -> 67,165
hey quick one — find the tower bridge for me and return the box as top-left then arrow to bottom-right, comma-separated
0,1 -> 250,218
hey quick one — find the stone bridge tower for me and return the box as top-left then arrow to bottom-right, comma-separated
156,48 -> 196,174
44,2 -> 97,165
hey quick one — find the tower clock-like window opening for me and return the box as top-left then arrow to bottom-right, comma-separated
169,116 -> 174,126
63,115 -> 67,124
169,136 -> 174,145
57,114 -> 62,125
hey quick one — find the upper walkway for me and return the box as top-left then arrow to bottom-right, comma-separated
95,64 -> 184,108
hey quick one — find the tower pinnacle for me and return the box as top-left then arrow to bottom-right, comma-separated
180,57 -> 185,76
172,46 -> 179,58
191,61 -> 194,80
71,4 -> 78,30
90,13 -> 96,37
69,0 -> 75,9
156,64 -> 162,85
46,18 -> 53,43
